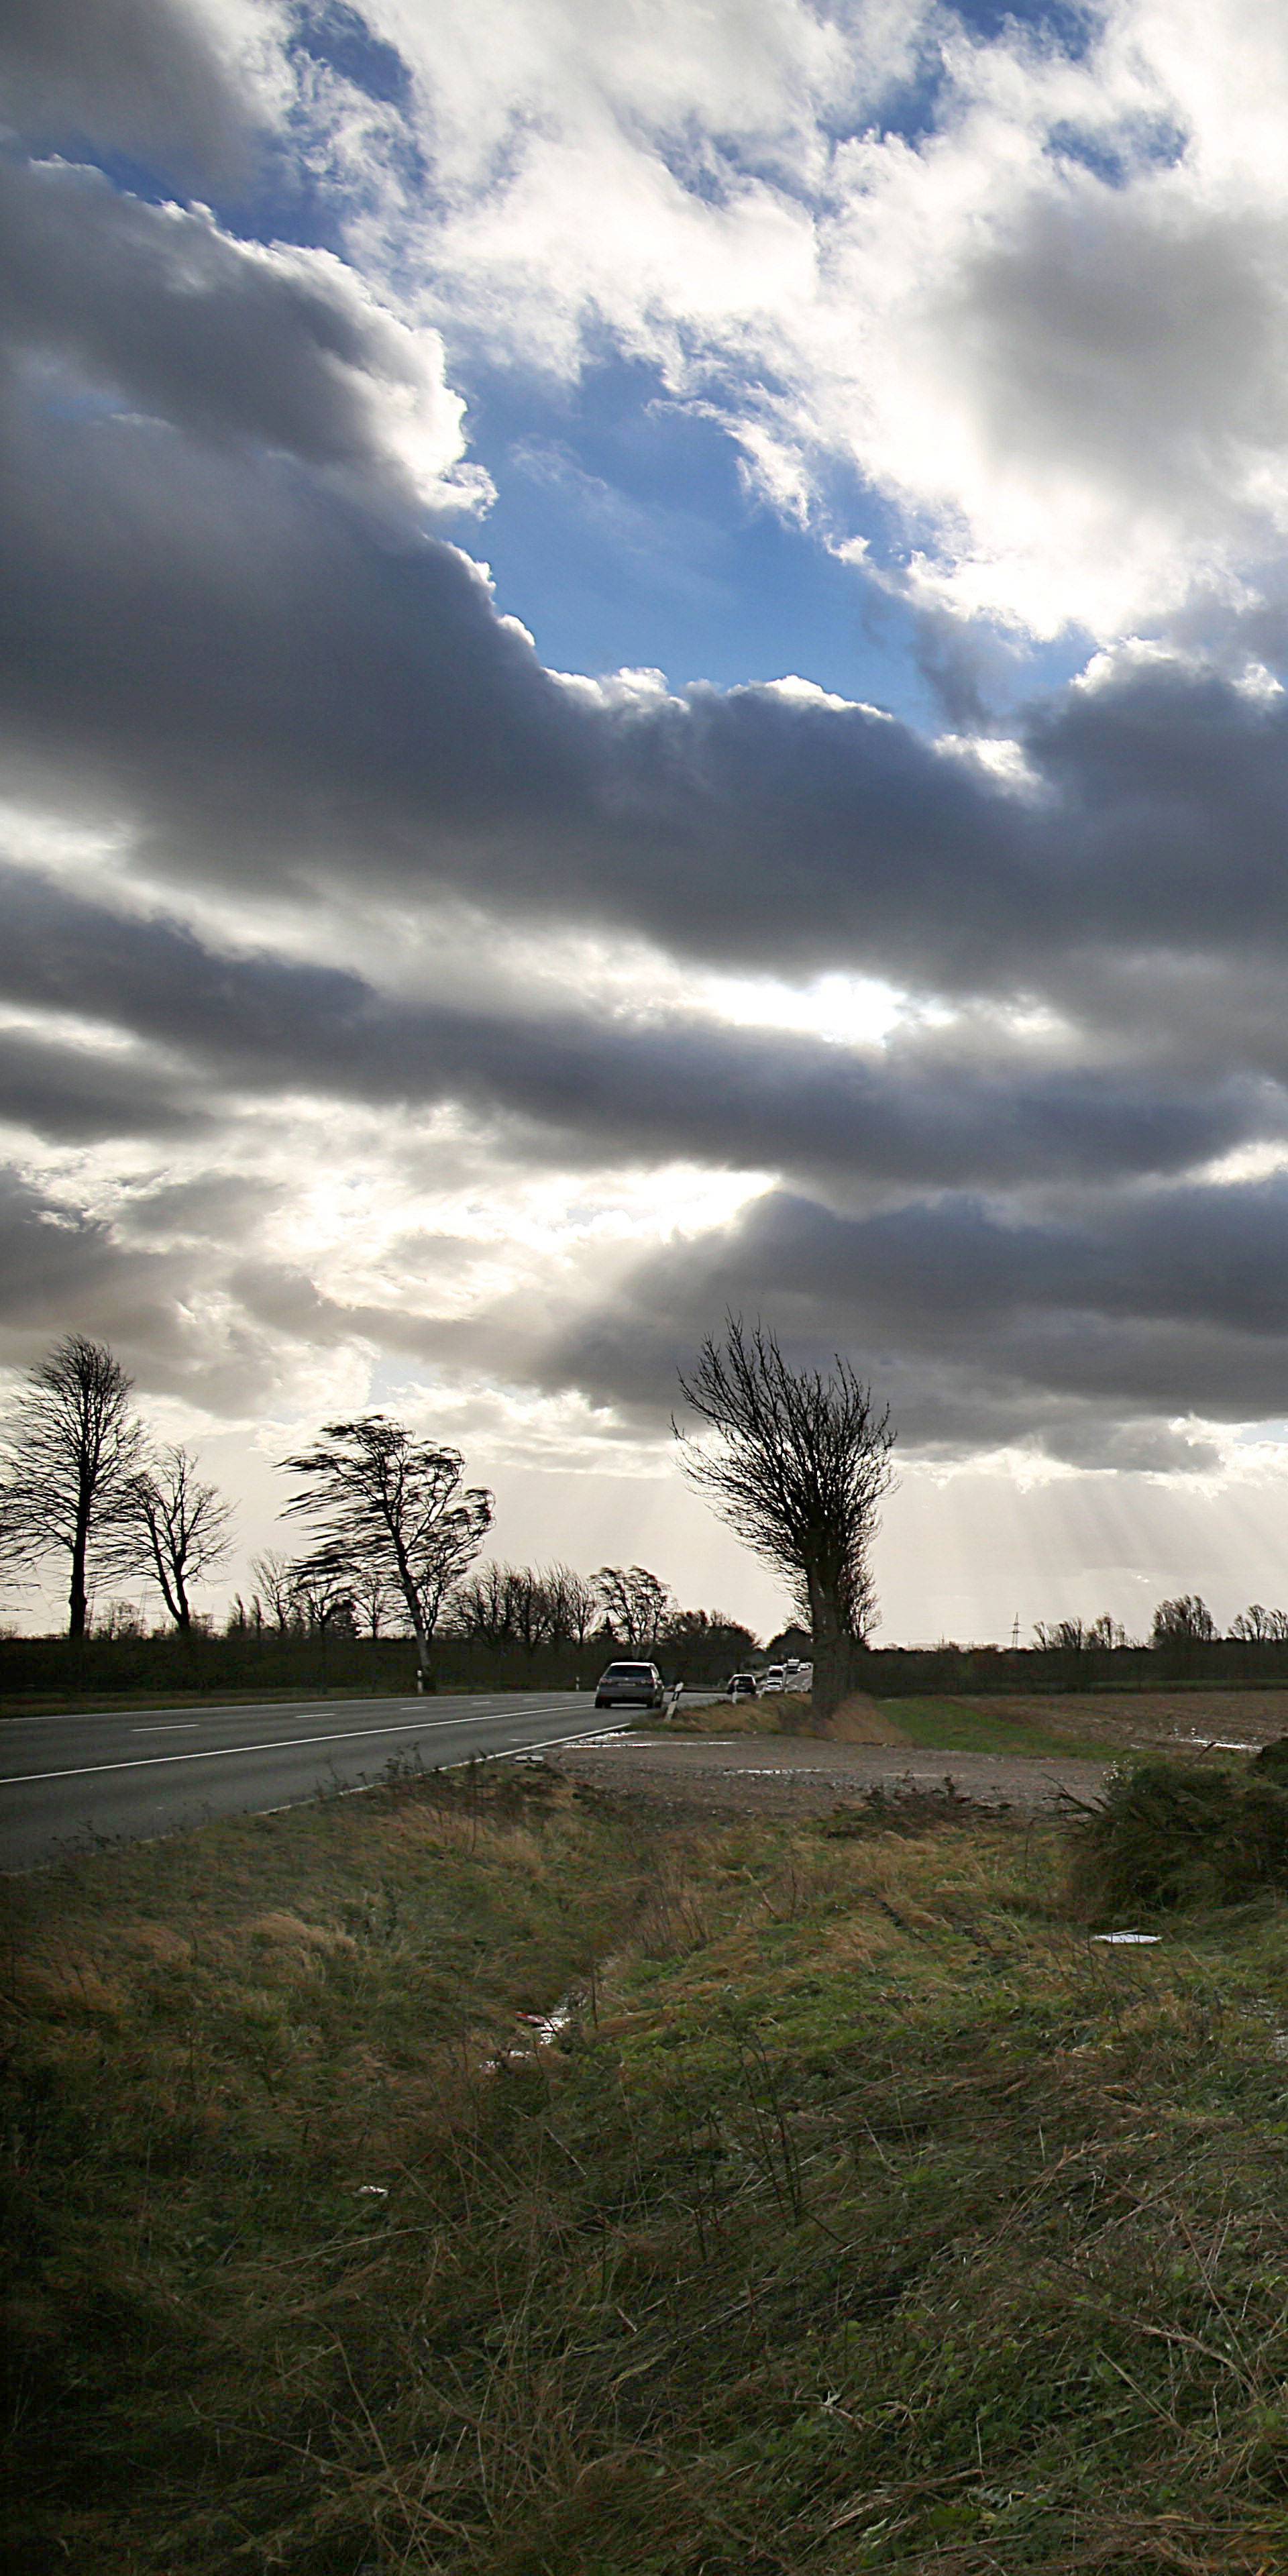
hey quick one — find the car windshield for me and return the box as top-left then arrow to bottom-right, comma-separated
604,1663 -> 653,1678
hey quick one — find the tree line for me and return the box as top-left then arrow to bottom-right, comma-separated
1031,1595 -> 1288,1653
4,1328 -> 1282,1712
0,1335 -> 756,1686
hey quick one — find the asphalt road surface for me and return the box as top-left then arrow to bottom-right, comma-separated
0,1690 -> 631,1870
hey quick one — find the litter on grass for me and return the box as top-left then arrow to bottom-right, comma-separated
1093,1931 -> 1161,1945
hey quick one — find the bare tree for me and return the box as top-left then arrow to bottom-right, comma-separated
1230,1603 -> 1288,1643
0,1334 -> 145,1638
1034,1618 -> 1087,1654
280,1416 -> 492,1690
126,1444 -> 232,1632
505,1565 -> 559,1658
251,1550 -> 300,1633
675,1318 -> 895,1720
547,1564 -> 599,1651
1086,1613 -> 1130,1650
1152,1594 -> 1216,1646
451,1560 -> 514,1648
0,1480 -> 34,1611
350,1563 -> 400,1639
289,1556 -> 356,1637
595,1563 -> 672,1650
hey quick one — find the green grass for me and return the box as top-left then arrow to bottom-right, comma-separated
4,1766 -> 1287,2573
645,1693 -> 1126,1757
877,1695 -> 1125,1760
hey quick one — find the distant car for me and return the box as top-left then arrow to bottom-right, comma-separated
594,1660 -> 665,1710
727,1672 -> 759,1701
758,1666 -> 786,1694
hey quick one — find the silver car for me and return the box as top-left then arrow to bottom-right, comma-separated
594,1660 -> 665,1710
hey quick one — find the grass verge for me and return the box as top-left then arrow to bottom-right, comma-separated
881,1695 -> 1126,1761
3,1764 -> 1287,2572
653,1692 -> 1124,1758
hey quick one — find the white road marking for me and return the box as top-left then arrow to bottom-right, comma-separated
5,1692 -> 580,1728
252,1725 -> 631,1816
132,1723 -> 200,1733
1,1703 -> 592,1786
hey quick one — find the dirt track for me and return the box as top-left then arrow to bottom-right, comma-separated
552,1729 -> 1115,1823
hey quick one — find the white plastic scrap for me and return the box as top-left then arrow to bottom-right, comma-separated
1093,1931 -> 1161,1945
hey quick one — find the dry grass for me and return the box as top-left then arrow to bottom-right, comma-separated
649,1689 -> 908,1743
3,1760 -> 1287,2573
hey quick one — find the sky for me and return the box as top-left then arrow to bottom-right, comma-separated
1,0 -> 1286,1646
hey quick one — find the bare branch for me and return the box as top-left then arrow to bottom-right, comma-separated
126,1444 -> 232,1631
675,1316 -> 894,1719
0,1334 -> 145,1638
278,1415 -> 492,1688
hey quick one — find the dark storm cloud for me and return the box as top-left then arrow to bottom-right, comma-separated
534,1181 -> 1288,1460
0,0 -> 254,182
0,1163 -> 188,1360
2,865 -> 1283,1189
0,1025 -> 210,1142
0,234 -> 1285,1002
0,156 -> 455,500
0,117 -> 1285,1477
0,1160 -> 331,1415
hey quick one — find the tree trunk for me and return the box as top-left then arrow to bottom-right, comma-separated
68,1515 -> 89,1641
807,1573 -> 851,1723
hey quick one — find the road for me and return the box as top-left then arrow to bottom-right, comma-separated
0,1690 -> 629,1870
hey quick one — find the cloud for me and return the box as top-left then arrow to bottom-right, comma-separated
533,1179 -> 1288,1461
360,0 -> 1288,641
2,313 -> 1287,1013
0,1 -> 1284,1556
0,1024 -> 211,1142
0,0 -> 261,182
0,153 -> 488,511
3,850 -> 1282,1472
1,864 -> 1285,1192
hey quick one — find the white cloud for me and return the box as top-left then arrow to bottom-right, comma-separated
333,0 -> 1288,641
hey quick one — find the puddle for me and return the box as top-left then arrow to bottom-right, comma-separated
515,1999 -> 577,2046
1173,1735 -> 1260,1752
490,1953 -> 621,2068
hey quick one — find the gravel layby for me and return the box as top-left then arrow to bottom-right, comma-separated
550,1729 -> 1116,1821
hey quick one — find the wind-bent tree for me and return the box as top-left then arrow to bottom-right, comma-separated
0,1333 -> 144,1638
127,1444 -> 232,1631
595,1564 -> 671,1650
1152,1595 -> 1216,1647
676,1318 -> 895,1720
289,1558 -> 356,1638
280,1417 -> 493,1690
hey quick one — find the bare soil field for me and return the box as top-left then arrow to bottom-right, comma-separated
975,1688 -> 1288,1753
556,1686 -> 1288,1825
555,1733 -> 1115,1823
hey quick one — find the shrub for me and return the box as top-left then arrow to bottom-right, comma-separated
1251,1733 -> 1288,1785
1069,1756 -> 1288,1916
